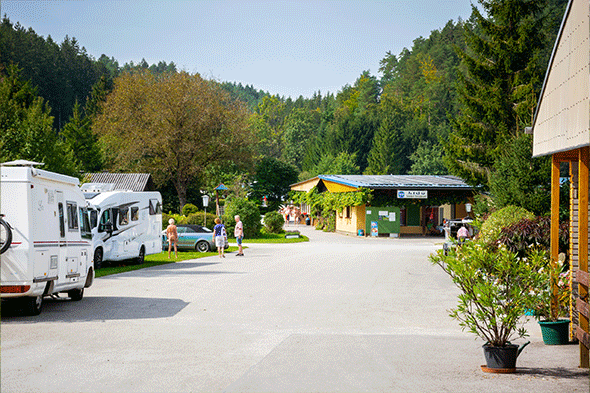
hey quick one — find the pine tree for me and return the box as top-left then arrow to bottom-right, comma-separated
445,0 -> 548,188
61,100 -> 102,172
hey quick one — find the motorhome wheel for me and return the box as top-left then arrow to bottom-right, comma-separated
22,295 -> 43,316
196,240 -> 210,253
68,288 -> 84,301
0,217 -> 12,254
136,246 -> 145,264
94,248 -> 103,269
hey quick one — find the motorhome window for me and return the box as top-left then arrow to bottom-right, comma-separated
80,208 -> 92,239
149,199 -> 162,215
119,207 -> 129,226
67,202 -> 79,230
89,210 -> 98,229
131,207 -> 139,221
58,203 -> 65,238
99,210 -> 110,233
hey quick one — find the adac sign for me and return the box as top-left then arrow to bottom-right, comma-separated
397,190 -> 428,199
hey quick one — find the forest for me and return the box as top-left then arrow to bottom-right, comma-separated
0,0 -> 568,215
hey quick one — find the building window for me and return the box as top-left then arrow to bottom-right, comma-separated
345,206 -> 351,219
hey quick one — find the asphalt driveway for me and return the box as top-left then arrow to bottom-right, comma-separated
1,225 -> 587,392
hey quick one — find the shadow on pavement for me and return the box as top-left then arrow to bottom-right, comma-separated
1,295 -> 188,322
516,367 -> 589,379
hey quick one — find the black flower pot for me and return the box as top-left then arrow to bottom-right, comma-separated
482,342 -> 530,373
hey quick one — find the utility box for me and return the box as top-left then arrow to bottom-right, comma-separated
365,207 -> 400,237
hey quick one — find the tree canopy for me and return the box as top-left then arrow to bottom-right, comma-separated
93,71 -> 255,211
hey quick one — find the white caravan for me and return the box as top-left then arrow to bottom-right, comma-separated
81,183 -> 162,268
0,160 -> 94,315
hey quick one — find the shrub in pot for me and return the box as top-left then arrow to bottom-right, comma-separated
531,255 -> 571,344
430,239 -> 548,371
496,217 -> 571,344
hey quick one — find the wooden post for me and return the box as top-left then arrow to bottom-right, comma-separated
551,154 -> 560,319
578,147 -> 589,368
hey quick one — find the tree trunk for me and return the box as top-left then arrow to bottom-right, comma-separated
174,179 -> 188,213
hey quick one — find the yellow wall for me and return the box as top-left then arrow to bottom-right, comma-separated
336,205 -> 366,234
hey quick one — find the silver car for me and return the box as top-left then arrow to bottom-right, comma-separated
162,224 -> 228,252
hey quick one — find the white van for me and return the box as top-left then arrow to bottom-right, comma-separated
81,183 -> 162,268
0,160 -> 94,315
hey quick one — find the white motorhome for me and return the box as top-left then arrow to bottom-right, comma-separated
0,160 -> 94,315
81,183 -> 162,268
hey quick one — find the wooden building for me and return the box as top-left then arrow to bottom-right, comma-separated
531,0 -> 589,368
291,175 -> 475,237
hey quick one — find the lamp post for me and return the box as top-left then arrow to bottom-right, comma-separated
202,194 -> 209,227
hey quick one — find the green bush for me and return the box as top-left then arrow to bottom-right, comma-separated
263,211 -> 285,233
479,205 -> 535,244
429,240 -> 549,346
185,212 -> 217,227
430,239 -> 549,346
222,197 -> 261,238
182,203 -> 199,216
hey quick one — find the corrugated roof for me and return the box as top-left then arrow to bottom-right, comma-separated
318,175 -> 472,190
84,173 -> 154,192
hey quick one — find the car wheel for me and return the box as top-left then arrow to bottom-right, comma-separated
94,248 -> 103,269
23,295 -> 43,315
196,241 -> 210,253
68,288 -> 84,301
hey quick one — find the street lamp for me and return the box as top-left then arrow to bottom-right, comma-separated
202,194 -> 210,227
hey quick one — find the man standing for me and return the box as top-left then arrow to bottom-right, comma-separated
234,215 -> 244,256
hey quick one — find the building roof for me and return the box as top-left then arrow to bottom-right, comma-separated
291,174 -> 473,193
531,0 -> 589,157
84,173 -> 155,192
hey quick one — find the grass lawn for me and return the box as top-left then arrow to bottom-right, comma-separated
243,232 -> 309,243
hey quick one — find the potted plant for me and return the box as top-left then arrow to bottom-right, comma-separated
430,239 -> 548,372
532,254 -> 571,345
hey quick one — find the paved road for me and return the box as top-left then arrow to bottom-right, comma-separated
1,225 -> 588,392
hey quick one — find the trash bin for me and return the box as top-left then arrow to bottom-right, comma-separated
358,229 -> 364,236
305,216 -> 311,225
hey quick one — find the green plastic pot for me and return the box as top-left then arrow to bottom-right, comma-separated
538,319 -> 570,345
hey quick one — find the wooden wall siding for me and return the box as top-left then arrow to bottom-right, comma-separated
571,161 -> 580,330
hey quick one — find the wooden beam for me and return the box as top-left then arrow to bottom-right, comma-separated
577,298 -> 590,319
577,326 -> 590,349
555,150 -> 580,161
578,146 -> 589,368
551,154 -> 560,318
578,269 -> 590,287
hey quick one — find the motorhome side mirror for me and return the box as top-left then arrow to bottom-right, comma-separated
105,221 -> 113,234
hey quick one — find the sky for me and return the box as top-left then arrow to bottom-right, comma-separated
2,0 -> 476,98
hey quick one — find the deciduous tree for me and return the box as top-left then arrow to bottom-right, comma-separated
93,71 -> 254,211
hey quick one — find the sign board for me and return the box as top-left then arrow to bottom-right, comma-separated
397,190 -> 428,199
370,221 -> 378,236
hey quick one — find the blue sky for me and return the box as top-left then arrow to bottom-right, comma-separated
2,0 -> 476,98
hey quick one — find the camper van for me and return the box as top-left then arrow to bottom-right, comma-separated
0,160 -> 94,315
81,183 -> 162,268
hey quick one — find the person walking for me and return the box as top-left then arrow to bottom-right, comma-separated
234,215 -> 244,256
166,218 -> 178,259
212,218 -> 226,258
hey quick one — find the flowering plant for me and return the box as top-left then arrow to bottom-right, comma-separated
531,257 -> 571,322
430,239 -> 548,346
